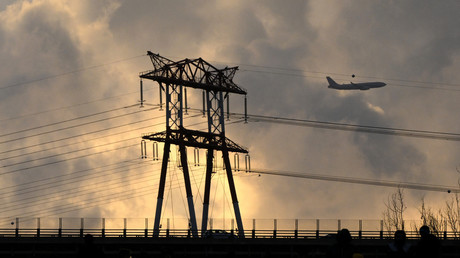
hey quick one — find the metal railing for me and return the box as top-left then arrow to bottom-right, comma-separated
1,217 -> 458,239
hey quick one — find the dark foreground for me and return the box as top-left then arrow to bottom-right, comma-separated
0,237 -> 459,258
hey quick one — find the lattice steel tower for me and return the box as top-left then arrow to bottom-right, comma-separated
139,51 -> 248,238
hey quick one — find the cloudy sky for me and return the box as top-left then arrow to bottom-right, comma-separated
1,0 -> 460,230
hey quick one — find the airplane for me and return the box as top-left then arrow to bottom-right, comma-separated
327,76 -> 386,90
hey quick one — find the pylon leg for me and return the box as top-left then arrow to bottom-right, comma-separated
201,149 -> 214,236
153,142 -> 171,237
222,149 -> 245,238
179,144 -> 199,237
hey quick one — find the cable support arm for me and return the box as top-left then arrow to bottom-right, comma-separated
142,128 -> 248,154
140,52 -> 247,95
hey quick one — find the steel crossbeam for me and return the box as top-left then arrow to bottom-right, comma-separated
140,52 -> 247,95
142,128 -> 248,154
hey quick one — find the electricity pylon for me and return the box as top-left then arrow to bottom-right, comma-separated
139,51 -> 248,238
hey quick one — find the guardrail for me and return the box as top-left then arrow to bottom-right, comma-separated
1,217 -> 458,240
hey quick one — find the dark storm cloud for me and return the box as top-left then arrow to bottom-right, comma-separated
307,92 -> 426,176
335,1 -> 460,79
0,1 -> 82,109
0,1 -> 123,218
108,0 -> 209,56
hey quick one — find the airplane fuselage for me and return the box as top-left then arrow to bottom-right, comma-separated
326,76 -> 386,90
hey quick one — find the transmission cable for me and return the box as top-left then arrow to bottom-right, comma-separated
2,137 -> 140,168
2,178 -> 178,222
0,54 -> 145,91
186,107 -> 460,141
203,56 -> 460,89
0,115 -> 206,175
241,68 -> 460,92
0,160 -> 147,197
1,160 -> 170,215
0,159 -> 140,191
1,166 -> 158,214
0,117 -> 161,160
2,178 -> 159,219
245,168 -> 460,193
0,116 -> 161,156
0,144 -> 138,176
0,88 -> 155,123
13,161 -> 187,222
0,104 -> 138,138
1,113 -> 204,168
6,161 -> 217,219
0,107 -> 157,145
224,112 -> 460,142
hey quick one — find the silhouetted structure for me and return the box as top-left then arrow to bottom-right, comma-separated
2,235 -> 460,257
77,234 -> 105,258
386,230 -> 411,258
326,229 -> 356,258
413,225 -> 441,258
139,52 -> 248,238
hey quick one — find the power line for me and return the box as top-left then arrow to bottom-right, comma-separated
2,137 -> 138,168
1,161 -> 202,219
0,88 -> 155,123
0,104 -> 138,138
0,54 -> 145,91
1,151 -> 203,218
0,117 -> 160,160
2,161 -> 208,220
0,159 -> 143,194
0,107 -> 157,145
1,177 -> 158,219
2,182 -> 161,221
0,165 -> 158,214
0,114 -> 204,166
183,108 -> 460,141
0,111 -> 201,162
0,115 -> 206,176
3,162 -> 150,200
0,144 -> 138,176
241,68 -> 460,92
0,116 -> 159,156
0,159 -> 139,191
245,168 -> 460,193
148,54 -> 460,91
0,161 -> 158,218
234,112 -> 460,141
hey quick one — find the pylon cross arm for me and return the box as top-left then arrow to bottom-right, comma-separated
142,128 -> 248,154
140,54 -> 246,95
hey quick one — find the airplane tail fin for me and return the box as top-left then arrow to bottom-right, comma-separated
326,76 -> 338,86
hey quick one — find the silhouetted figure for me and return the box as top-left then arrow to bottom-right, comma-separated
412,226 -> 440,258
387,230 -> 411,258
77,234 -> 105,258
327,229 -> 355,258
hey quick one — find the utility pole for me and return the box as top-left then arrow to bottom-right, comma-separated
139,51 -> 248,238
